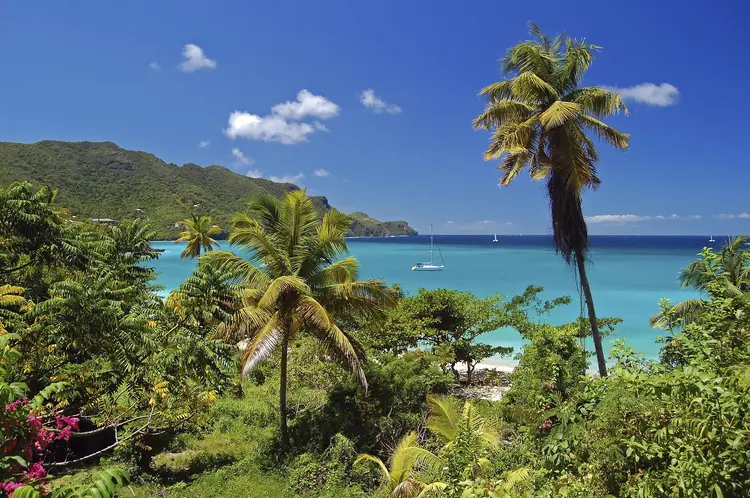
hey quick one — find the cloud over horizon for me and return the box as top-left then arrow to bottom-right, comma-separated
179,44 -> 217,72
604,83 -> 680,107
585,213 -> 704,224
360,89 -> 402,114
713,213 -> 750,220
225,90 -> 339,144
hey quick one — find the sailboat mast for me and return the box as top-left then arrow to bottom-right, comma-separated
430,224 -> 434,264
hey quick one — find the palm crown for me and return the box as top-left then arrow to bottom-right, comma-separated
175,214 -> 220,259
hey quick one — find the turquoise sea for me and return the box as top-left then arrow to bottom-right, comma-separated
150,235 -> 715,365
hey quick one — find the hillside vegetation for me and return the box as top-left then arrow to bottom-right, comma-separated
0,140 -> 416,239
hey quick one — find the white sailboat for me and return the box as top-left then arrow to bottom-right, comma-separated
709,235 -> 715,243
492,233 -> 498,243
412,224 -> 444,271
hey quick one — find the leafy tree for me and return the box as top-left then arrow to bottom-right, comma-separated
175,214 -> 221,259
166,264 -> 242,331
473,24 -> 630,376
204,190 -> 395,451
650,236 -> 750,329
385,289 -> 513,382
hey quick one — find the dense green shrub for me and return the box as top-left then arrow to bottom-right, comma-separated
290,351 -> 453,455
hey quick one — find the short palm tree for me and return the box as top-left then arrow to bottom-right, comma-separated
426,395 -> 500,452
203,190 -> 395,450
650,236 -> 750,328
175,214 -> 220,259
426,395 -> 499,482
354,432 -> 445,498
473,24 -> 630,377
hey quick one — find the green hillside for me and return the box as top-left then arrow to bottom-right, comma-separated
0,140 -> 417,239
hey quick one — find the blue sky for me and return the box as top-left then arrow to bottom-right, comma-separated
1,0 -> 749,235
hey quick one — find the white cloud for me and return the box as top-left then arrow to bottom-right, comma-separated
198,140 -> 210,148
475,220 -> 494,225
360,89 -> 402,114
245,168 -> 304,185
225,113 -> 315,144
231,147 -> 254,166
179,44 -> 217,72
714,213 -> 750,220
272,90 -> 339,120
224,90 -> 339,145
586,214 -> 658,224
604,83 -> 679,107
445,221 -> 455,224
585,213 -> 700,224
269,173 -> 304,185
314,169 -> 330,177
149,61 -> 161,71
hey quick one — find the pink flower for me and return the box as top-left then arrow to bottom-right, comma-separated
539,419 -> 553,431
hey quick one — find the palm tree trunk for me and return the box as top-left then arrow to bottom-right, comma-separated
575,248 -> 608,377
279,331 -> 290,453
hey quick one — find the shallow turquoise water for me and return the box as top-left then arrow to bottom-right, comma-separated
150,236 -> 706,363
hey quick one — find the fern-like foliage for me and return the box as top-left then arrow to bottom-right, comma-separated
11,468 -> 130,498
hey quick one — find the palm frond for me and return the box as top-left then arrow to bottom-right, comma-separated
472,99 -> 535,131
577,114 -> 630,150
511,71 -> 560,102
566,87 -> 628,118
240,312 -> 283,376
649,299 -> 707,329
307,322 -> 367,388
425,395 -> 461,442
258,275 -> 309,309
354,453 -> 390,481
540,101 -> 581,129
416,482 -> 447,498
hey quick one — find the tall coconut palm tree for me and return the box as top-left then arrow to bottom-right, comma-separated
354,432 -> 445,498
175,214 -> 220,259
203,190 -> 395,450
650,236 -> 750,328
473,24 -> 630,376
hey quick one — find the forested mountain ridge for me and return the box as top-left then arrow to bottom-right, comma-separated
0,140 -> 417,239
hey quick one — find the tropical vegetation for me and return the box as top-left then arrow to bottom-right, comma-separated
2,23 -> 750,498
473,24 -> 630,377
650,236 -> 750,329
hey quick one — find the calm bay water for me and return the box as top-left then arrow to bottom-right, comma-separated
150,235 -> 717,364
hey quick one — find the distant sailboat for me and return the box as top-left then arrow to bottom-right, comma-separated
492,233 -> 498,243
412,224 -> 444,271
709,235 -> 716,243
